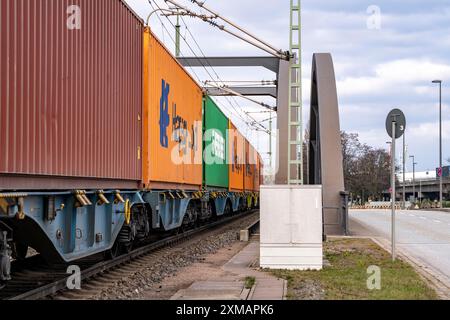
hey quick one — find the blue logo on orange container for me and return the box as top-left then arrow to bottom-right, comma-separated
160,80 -> 170,148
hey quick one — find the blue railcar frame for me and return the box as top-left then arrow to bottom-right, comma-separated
0,190 -> 252,263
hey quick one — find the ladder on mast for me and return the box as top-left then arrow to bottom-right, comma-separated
288,0 -> 303,185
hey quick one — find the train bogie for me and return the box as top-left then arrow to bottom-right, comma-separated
0,191 -> 143,263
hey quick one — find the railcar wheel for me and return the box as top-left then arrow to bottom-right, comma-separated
120,242 -> 133,254
105,241 -> 120,260
118,227 -> 133,254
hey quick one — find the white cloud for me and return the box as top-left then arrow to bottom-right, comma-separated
337,59 -> 450,97
376,59 -> 450,82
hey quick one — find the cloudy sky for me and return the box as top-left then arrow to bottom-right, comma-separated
125,0 -> 450,173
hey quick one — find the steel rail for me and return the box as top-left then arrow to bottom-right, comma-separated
6,210 -> 258,300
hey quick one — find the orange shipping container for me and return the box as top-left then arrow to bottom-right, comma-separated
228,121 -> 245,192
142,28 -> 203,190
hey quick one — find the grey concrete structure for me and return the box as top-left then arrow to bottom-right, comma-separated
275,59 -> 294,185
178,56 -> 280,73
205,86 -> 277,98
308,53 -> 346,235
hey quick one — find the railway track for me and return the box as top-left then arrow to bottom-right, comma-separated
1,210 -> 258,300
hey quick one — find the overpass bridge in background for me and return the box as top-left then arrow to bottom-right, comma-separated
386,178 -> 450,201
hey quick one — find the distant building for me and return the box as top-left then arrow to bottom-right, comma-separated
397,171 -> 436,183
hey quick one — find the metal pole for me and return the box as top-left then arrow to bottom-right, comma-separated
269,112 -> 273,173
175,15 -> 181,57
420,180 -> 422,204
409,155 -> 415,203
413,160 -> 416,202
440,82 -> 443,208
391,120 -> 396,261
403,133 -> 406,209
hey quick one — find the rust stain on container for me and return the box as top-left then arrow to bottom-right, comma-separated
142,27 -> 203,190
0,0 -> 143,190
228,121 -> 245,192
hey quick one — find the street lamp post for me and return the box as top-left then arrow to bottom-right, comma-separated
419,179 -> 422,203
403,133 -> 406,209
410,155 -> 417,203
432,80 -> 443,207
386,141 -> 392,202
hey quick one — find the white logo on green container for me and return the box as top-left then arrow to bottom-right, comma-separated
211,130 -> 225,161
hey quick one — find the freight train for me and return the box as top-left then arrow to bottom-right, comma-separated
0,0 -> 263,283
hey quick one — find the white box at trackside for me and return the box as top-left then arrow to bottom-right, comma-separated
260,185 -> 323,270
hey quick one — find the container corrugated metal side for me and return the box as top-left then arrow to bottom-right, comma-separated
0,0 -> 143,190
228,121 -> 245,192
142,27 -> 203,190
244,141 -> 258,192
253,154 -> 261,191
259,154 -> 264,188
203,96 -> 229,189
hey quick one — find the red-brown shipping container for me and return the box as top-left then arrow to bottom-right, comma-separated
0,0 -> 143,190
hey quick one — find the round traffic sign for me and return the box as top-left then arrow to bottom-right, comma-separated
386,109 -> 406,139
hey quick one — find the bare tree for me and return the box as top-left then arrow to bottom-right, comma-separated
341,132 -> 392,203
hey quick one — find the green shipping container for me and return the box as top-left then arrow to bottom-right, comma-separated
203,96 -> 229,189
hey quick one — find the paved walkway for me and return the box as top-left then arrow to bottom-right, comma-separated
171,241 -> 286,300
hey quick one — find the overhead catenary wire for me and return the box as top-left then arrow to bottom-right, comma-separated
151,1 -> 249,123
147,1 -> 204,86
155,1 -> 269,137
205,82 -> 276,112
148,0 -> 272,146
148,1 -> 251,129
175,11 -> 265,131
164,0 -> 289,60
187,0 -> 286,58
165,2 -> 277,137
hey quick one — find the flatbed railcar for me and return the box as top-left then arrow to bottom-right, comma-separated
0,0 -> 262,284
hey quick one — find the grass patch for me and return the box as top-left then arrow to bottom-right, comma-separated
270,238 -> 438,300
244,276 -> 256,289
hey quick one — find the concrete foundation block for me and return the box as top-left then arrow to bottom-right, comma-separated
260,185 -> 323,270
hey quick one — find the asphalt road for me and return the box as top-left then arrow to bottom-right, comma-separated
350,209 -> 450,280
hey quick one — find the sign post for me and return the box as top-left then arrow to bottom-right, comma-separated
386,109 -> 406,261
